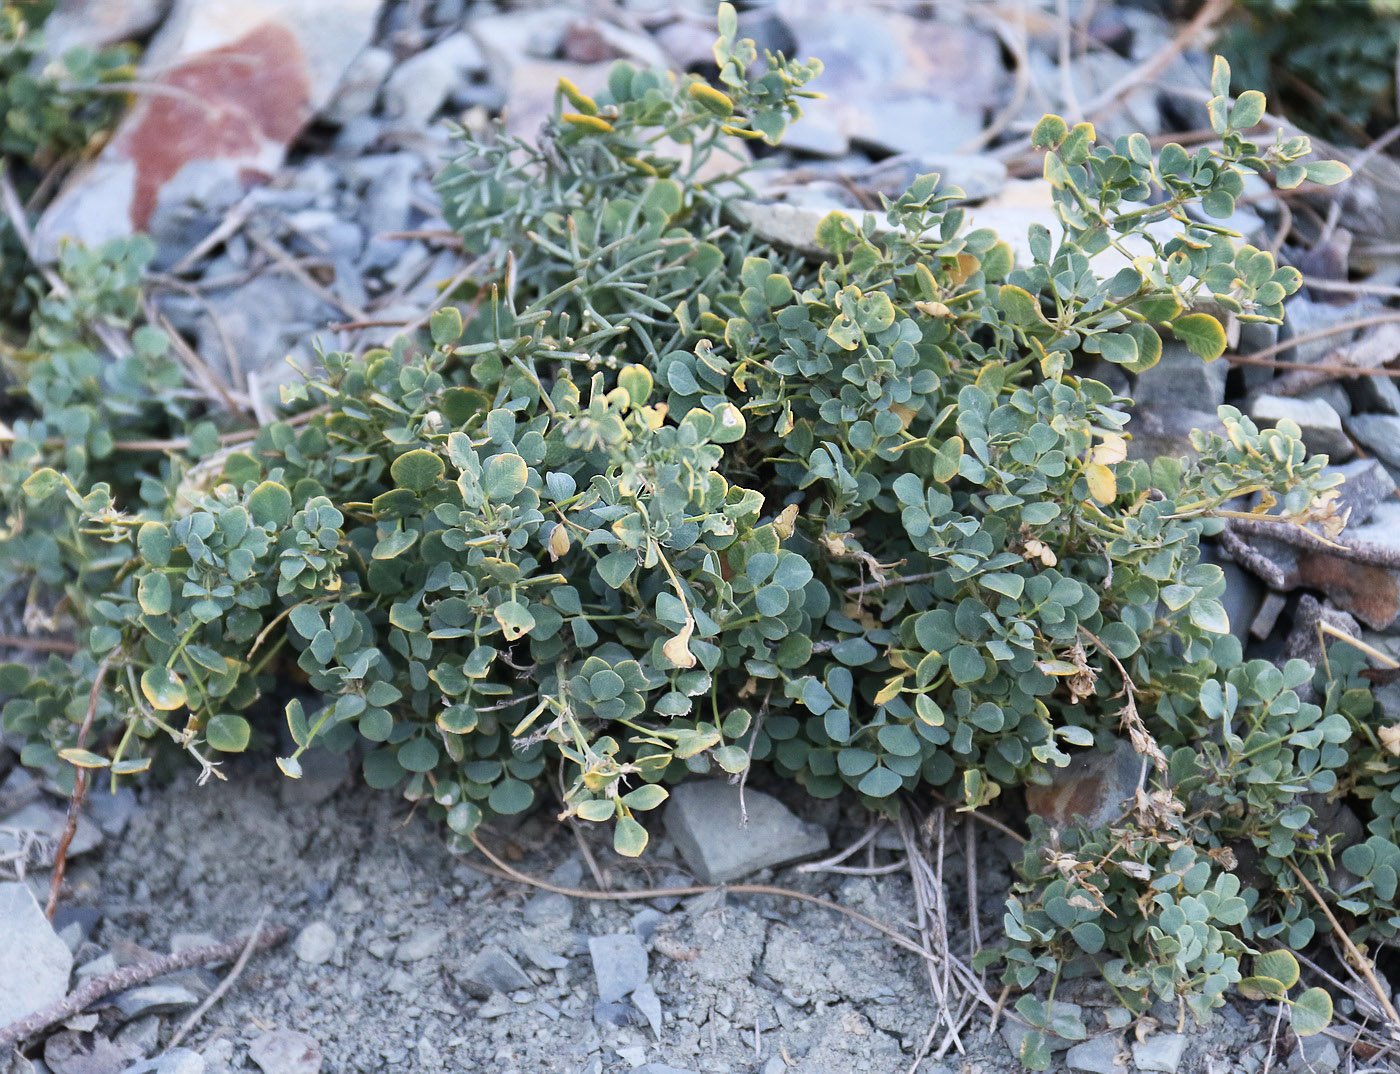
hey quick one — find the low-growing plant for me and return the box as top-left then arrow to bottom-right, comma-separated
0,8 -> 1390,1062
0,2 -> 136,317
1220,0 -> 1400,142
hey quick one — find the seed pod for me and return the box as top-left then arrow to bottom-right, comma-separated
688,82 -> 734,116
561,112 -> 614,133
557,77 -> 598,116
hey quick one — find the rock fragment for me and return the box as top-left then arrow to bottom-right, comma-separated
247,1030 -> 323,1074
1025,739 -> 1140,831
0,881 -> 72,1026
113,982 -> 201,1018
37,0 -> 384,257
663,781 -> 828,883
1132,1033 -> 1187,1073
293,921 -> 336,966
588,933 -> 648,1003
1065,1034 -> 1126,1073
455,944 -> 532,998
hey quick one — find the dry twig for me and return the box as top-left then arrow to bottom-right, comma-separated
164,910 -> 269,1051
0,925 -> 289,1050
45,653 -> 114,919
467,830 -> 954,966
1287,858 -> 1400,1031
1226,517 -> 1400,571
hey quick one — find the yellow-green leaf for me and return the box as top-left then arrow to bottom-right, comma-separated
1290,987 -> 1332,1037
1253,950 -> 1300,990
1171,313 -> 1227,361
59,748 -> 110,769
613,815 -> 649,856
140,666 -> 187,711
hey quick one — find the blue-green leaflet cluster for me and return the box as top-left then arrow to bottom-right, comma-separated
0,9 -> 1391,1062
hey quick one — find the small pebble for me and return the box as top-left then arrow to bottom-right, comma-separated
248,1029 -> 323,1074
294,921 -> 337,966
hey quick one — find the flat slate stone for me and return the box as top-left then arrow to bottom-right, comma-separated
663,780 -> 828,883
0,881 -> 73,1026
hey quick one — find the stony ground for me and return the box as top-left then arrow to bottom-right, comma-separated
0,757 -> 1322,1074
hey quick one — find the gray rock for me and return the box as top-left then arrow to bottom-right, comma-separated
41,0 -> 168,56
121,1049 -> 206,1074
1249,394 -> 1352,460
781,112 -> 850,157
1132,1033 -> 1187,1073
247,1030 -> 322,1074
853,94 -> 984,158
1331,458 -> 1398,527
382,33 -> 487,127
115,1013 -> 162,1054
190,272 -> 336,386
1065,1034 -> 1126,1073
522,890 -> 573,927
456,944 -> 533,998
35,0 -> 382,258
1347,369 -> 1400,415
593,999 -> 638,1028
470,9 -> 570,79
395,925 -> 445,962
516,937 -> 567,971
113,982 -> 201,1018
52,905 -> 102,952
1345,500 -> 1400,549
77,952 -> 118,979
632,1066 -> 696,1074
294,921 -> 337,966
1133,342 -> 1227,410
88,785 -> 138,837
1346,414 -> 1400,470
0,801 -> 103,862
170,931 -> 219,954
1301,382 -> 1352,419
1292,1033 -> 1341,1072
1282,297 -> 1378,366
1126,406 -> 1225,461
324,46 -> 393,125
278,748 -> 349,807
663,780 -> 829,883
588,933 -> 648,1003
0,882 -> 72,1026
630,979 -> 663,1038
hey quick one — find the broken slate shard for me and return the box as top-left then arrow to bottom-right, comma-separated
663,780 -> 829,883
36,0 -> 382,258
0,882 -> 73,1026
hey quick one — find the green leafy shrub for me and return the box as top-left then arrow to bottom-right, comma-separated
0,9 -> 1387,1057
1220,0 -> 1400,140
0,3 -> 136,316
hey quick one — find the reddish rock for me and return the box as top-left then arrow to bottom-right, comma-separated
1296,552 -> 1399,630
37,0 -> 382,257
1026,738 -> 1143,831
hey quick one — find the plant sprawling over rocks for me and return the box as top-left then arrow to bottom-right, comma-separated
2,7 -> 1388,1061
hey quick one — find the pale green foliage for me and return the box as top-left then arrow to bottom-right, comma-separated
0,11 -> 1381,1058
